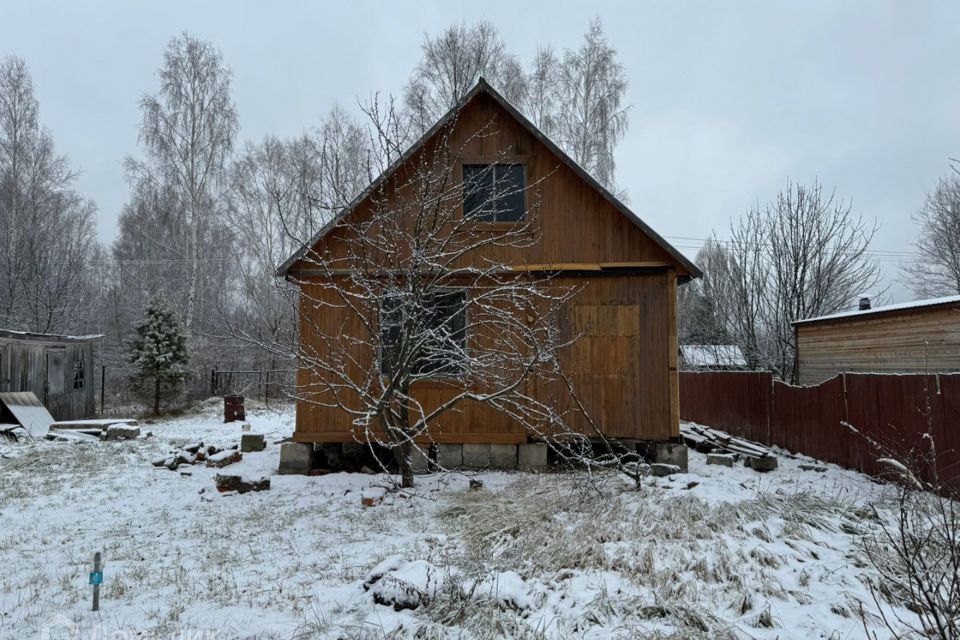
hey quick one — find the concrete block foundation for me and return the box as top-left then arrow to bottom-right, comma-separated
651,441 -> 688,473
278,442 -> 312,475
462,443 -> 491,468
490,444 -> 518,469
437,444 -> 463,469
518,443 -> 548,472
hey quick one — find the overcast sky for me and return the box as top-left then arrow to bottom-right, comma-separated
3,1 -> 959,301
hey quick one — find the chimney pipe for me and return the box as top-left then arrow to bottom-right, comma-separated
859,297 -> 871,311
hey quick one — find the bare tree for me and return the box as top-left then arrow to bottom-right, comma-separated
902,161 -> 960,297
554,18 -> 629,190
223,107 -> 372,369
858,427 -> 959,638
521,47 -> 562,138
678,240 -> 734,347
709,181 -> 881,380
403,20 -> 526,135
126,33 -> 239,334
0,56 -> 100,334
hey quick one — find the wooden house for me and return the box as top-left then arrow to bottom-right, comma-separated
794,295 -> 960,385
0,329 -> 101,420
277,79 -> 700,447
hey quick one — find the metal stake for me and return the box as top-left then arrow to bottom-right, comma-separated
91,551 -> 102,611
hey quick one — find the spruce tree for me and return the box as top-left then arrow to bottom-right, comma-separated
127,296 -> 191,415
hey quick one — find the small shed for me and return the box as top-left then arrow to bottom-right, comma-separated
0,329 -> 102,420
680,345 -> 748,371
794,295 -> 960,385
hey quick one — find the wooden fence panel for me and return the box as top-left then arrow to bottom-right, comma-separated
771,376 -> 846,464
678,371 -> 771,442
680,371 -> 960,492
935,375 -> 960,486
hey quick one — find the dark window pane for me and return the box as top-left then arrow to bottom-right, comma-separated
380,291 -> 467,378
494,164 -> 525,222
463,164 -> 525,222
462,165 -> 494,221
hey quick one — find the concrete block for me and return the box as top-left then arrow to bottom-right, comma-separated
652,441 -> 688,473
651,463 -> 681,477
278,442 -> 312,475
490,444 -> 517,469
105,424 -> 140,440
436,444 -> 462,469
518,443 -> 547,472
409,446 -> 431,474
746,455 -> 778,472
706,453 -> 735,467
240,433 -> 265,452
463,443 -> 491,468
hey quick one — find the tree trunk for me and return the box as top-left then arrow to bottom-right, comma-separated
394,440 -> 415,488
153,377 -> 161,416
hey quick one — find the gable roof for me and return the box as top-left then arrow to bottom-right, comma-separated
277,78 -> 701,280
793,294 -> 960,327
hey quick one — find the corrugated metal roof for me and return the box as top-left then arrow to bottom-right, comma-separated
0,329 -> 103,343
793,294 -> 960,326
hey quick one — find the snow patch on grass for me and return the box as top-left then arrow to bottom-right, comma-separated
0,407 -> 921,638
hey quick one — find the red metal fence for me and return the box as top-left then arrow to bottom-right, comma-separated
680,371 -> 960,490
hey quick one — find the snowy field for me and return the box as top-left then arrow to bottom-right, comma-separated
0,401 -> 920,639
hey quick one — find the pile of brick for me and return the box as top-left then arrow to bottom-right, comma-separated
151,441 -> 242,471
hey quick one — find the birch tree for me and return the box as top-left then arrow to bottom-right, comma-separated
0,56 -> 100,334
403,19 -> 629,190
126,33 -> 239,334
902,161 -> 960,297
403,20 -> 526,134
554,18 -> 629,190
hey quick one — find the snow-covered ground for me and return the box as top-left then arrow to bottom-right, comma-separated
0,401 -> 918,639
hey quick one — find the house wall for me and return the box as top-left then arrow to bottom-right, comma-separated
795,305 -> 960,385
291,93 -> 690,277
0,338 -> 96,420
289,92 -> 687,445
294,271 -> 679,444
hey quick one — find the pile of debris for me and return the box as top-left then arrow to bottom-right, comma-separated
151,441 -> 242,471
0,391 -> 141,443
680,423 -> 778,472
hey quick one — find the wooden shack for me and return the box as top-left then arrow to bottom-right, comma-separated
278,79 -> 700,446
0,329 -> 101,420
794,295 -> 960,385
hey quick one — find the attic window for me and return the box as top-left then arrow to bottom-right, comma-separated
380,291 -> 467,377
462,164 -> 526,222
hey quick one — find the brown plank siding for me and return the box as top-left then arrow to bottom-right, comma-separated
796,305 -> 960,385
294,272 -> 677,444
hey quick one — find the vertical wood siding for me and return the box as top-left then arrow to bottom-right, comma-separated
0,338 -> 96,420
295,272 -> 678,443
